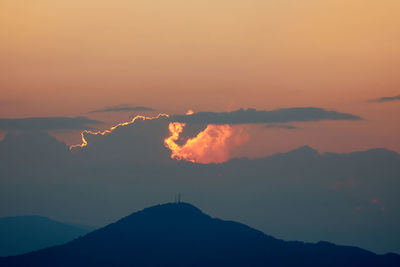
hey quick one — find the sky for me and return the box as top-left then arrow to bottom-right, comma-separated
1,0 -> 400,157
0,0 -> 400,254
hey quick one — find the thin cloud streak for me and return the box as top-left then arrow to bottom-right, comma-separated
90,105 -> 155,113
0,117 -> 102,131
368,95 -> 400,103
170,107 -> 362,125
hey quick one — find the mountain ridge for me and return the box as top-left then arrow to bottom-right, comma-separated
1,202 -> 399,266
0,215 -> 94,257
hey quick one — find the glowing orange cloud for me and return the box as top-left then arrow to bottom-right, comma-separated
70,110 -> 248,164
164,122 -> 249,164
70,113 -> 168,150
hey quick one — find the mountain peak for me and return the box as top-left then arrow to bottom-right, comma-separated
139,202 -> 205,217
2,202 -> 399,267
110,202 -> 211,231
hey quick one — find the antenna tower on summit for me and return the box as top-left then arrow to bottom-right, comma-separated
174,193 -> 182,203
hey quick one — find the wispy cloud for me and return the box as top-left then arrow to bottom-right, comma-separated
368,95 -> 400,103
90,105 -> 155,113
0,117 -> 102,131
170,107 -> 362,125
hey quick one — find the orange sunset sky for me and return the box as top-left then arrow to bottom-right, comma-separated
1,0 -> 399,158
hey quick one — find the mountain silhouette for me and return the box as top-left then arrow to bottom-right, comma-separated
1,203 -> 399,266
0,216 -> 94,257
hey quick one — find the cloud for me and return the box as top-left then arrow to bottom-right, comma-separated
0,117 -> 102,131
1,127 -> 400,254
69,107 -> 360,164
169,108 -> 362,125
368,95 -> 400,103
165,123 -> 249,164
90,105 -> 155,113
73,116 -> 172,164
2,108 -> 399,254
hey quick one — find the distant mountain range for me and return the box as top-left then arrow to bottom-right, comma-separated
0,216 -> 94,257
1,203 -> 399,266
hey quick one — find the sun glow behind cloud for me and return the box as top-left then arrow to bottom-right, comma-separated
70,113 -> 169,150
69,106 -> 367,163
70,111 -> 249,164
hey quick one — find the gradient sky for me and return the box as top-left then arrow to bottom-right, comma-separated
1,0 -> 400,255
1,0 -> 399,157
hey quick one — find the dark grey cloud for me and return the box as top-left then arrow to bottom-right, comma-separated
0,117 -> 102,131
368,95 -> 400,103
90,105 -> 155,113
169,107 -> 362,124
0,126 -> 399,254
265,124 -> 297,130
1,110 -> 399,255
